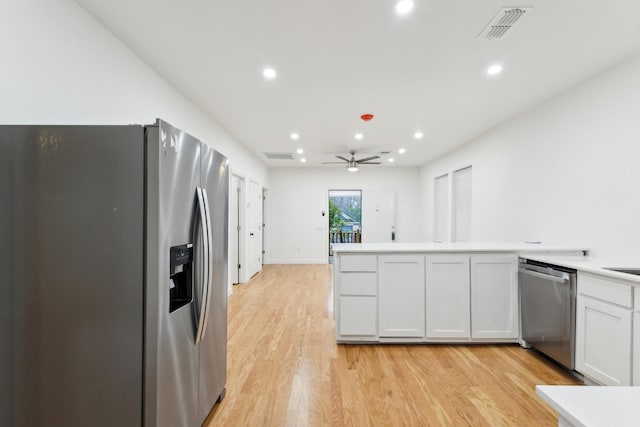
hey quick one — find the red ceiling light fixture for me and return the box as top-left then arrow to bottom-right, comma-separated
360,113 -> 374,122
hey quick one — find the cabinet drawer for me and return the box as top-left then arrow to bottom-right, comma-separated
340,272 -> 376,296
578,272 -> 632,308
340,255 -> 377,272
339,296 -> 377,336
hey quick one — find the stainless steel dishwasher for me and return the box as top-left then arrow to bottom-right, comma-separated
519,259 -> 577,370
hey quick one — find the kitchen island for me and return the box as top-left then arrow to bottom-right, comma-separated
332,242 -> 586,343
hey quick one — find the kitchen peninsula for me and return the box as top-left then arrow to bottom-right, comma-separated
332,242 -> 586,343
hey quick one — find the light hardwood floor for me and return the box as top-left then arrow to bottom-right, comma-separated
205,264 -> 579,426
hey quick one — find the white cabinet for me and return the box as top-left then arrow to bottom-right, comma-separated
378,255 -> 425,337
425,255 -> 470,338
575,272 -> 633,386
336,255 -> 377,340
470,256 -> 518,339
339,297 -> 377,336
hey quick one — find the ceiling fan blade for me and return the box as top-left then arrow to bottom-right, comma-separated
359,162 -> 381,165
355,155 -> 380,163
321,161 -> 348,164
335,156 -> 350,162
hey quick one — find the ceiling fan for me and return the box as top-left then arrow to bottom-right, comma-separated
322,151 -> 381,172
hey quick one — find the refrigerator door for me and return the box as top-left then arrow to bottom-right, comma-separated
0,125 -> 145,427
197,144 -> 229,424
145,120 -> 201,427
0,132 -> 12,427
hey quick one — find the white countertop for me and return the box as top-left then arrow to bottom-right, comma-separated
536,385 -> 640,427
332,242 -> 587,254
523,255 -> 640,284
332,242 -> 640,283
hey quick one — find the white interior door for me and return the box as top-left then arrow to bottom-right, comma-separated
434,174 -> 449,242
361,189 -> 395,243
249,180 -> 263,277
453,166 -> 472,242
262,188 -> 268,264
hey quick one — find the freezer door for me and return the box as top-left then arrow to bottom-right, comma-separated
198,144 -> 229,424
145,121 -> 202,427
0,125 -> 145,427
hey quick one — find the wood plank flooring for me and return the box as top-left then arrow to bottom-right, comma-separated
205,264 -> 579,426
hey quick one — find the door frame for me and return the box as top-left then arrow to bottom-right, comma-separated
229,172 -> 249,285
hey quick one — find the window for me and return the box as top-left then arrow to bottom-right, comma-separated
329,190 -> 362,233
328,190 -> 362,256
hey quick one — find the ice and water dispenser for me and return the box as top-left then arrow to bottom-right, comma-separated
169,244 -> 193,312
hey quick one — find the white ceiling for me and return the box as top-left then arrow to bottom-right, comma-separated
73,0 -> 640,168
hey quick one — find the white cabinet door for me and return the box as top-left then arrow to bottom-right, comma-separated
339,296 -> 377,336
576,295 -> 632,385
470,256 -> 518,339
426,255 -> 470,338
378,255 -> 425,337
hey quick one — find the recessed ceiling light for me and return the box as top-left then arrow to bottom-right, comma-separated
355,133 -> 363,140
398,148 -> 406,154
414,132 -> 424,139
300,158 -> 307,163
487,64 -> 503,76
388,158 -> 395,163
263,67 -> 277,80
290,133 -> 299,140
395,0 -> 414,15
296,148 -> 304,154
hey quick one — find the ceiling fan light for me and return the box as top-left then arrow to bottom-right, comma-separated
347,164 -> 358,172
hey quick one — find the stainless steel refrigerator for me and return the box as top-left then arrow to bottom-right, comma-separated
0,120 -> 229,427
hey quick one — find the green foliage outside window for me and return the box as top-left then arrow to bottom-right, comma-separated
328,200 -> 345,231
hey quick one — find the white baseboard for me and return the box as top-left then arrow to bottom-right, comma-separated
265,259 -> 327,265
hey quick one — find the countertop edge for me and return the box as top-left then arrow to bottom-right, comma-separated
536,385 -> 640,427
331,242 -> 586,254
522,255 -> 640,284
536,386 -> 588,427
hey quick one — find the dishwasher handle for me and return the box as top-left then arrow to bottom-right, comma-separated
519,267 -> 570,283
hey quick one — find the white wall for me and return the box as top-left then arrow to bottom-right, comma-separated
1,0 -> 268,293
0,0 -> 268,186
420,52 -> 640,259
268,167 -> 424,264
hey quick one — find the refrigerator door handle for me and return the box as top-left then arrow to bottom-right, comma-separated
195,187 -> 210,344
199,188 -> 215,341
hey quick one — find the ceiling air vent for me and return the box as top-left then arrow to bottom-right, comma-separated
263,152 -> 295,160
478,7 -> 532,40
